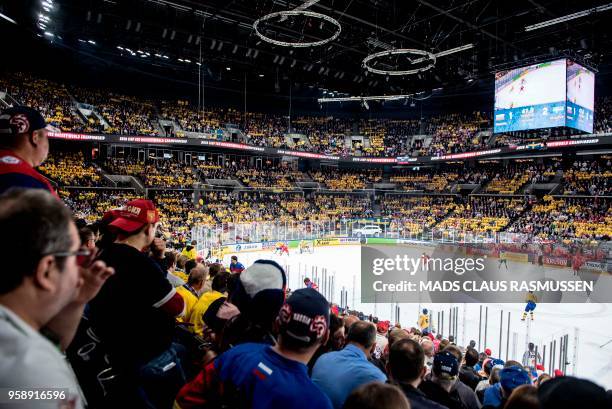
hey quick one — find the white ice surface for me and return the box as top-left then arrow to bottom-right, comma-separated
223,245 -> 612,389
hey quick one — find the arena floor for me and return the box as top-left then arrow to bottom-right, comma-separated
221,245 -> 612,388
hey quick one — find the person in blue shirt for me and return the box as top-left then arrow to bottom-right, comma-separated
229,255 -> 245,274
311,320 -> 387,409
175,287 -> 333,409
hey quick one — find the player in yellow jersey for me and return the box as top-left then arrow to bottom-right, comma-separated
522,291 -> 537,321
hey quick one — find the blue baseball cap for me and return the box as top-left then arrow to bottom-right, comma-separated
0,106 -> 47,136
433,351 -> 459,379
277,288 -> 330,347
500,365 -> 531,393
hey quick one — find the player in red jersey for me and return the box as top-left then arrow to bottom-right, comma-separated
304,277 -> 318,291
572,253 -> 585,276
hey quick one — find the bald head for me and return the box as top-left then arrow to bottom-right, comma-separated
388,328 -> 410,348
420,339 -> 435,358
188,263 -> 208,287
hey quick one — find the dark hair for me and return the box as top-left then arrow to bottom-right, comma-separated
78,226 -> 95,244
184,259 -> 198,275
330,314 -> 344,336
490,367 -> 502,384
212,271 -> 229,293
209,263 -> 224,278
389,338 -> 425,383
536,373 -> 551,386
503,385 -> 539,409
505,360 -> 523,369
464,347 -> 479,367
343,382 -> 410,409
162,251 -> 178,271
346,321 -> 377,349
231,255 -> 238,261
0,189 -> 74,294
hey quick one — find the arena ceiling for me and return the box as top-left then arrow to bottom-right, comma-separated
3,0 -> 612,102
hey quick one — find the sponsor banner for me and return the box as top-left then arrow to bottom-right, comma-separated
543,255 -> 568,267
584,261 -> 606,272
119,136 -> 189,144
276,149 -> 339,160
352,157 -> 396,163
262,241 -> 277,251
546,138 -> 599,148
200,140 -> 265,152
430,148 -> 502,161
396,156 -> 418,164
467,246 -> 500,258
45,132 -> 612,165
221,243 -> 263,253
365,238 -> 397,245
49,132 -> 106,141
501,251 -> 529,262
314,237 -> 360,247
287,240 -> 301,249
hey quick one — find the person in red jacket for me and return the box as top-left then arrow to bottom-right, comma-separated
0,106 -> 57,196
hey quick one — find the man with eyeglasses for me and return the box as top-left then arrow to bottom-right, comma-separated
86,198 -> 186,408
0,189 -> 115,409
0,106 -> 57,196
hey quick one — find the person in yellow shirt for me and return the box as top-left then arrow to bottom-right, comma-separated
176,264 -> 208,323
181,240 -> 198,260
188,271 -> 230,336
418,308 -> 430,333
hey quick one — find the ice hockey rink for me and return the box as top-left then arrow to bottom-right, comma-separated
494,60 -> 566,110
567,69 -> 595,110
222,244 -> 612,389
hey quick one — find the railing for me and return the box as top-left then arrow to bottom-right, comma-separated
191,218 -> 605,253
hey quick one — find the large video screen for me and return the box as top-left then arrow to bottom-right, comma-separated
566,60 -> 595,133
494,59 -> 567,133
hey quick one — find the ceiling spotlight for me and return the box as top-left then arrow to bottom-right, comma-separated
259,74 -> 264,77
226,66 -> 231,71
362,100 -> 369,110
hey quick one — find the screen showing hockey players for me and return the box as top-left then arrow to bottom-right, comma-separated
494,59 -> 567,133
565,60 -> 595,133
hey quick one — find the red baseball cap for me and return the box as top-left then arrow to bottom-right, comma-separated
485,348 -> 492,356
108,199 -> 160,233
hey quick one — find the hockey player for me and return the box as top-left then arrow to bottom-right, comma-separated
275,241 -> 289,256
418,308 -> 430,333
572,252 -> 584,276
299,239 -> 313,254
304,277 -> 318,291
498,251 -> 508,270
522,291 -> 537,321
